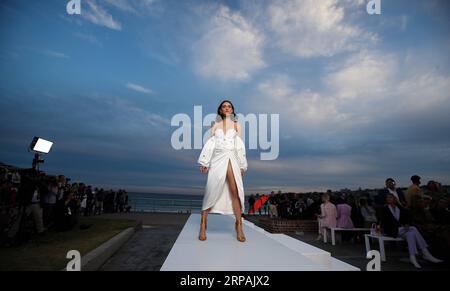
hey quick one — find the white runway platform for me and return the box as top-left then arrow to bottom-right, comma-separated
161,214 -> 359,271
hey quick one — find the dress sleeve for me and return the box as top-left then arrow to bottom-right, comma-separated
197,136 -> 216,168
235,135 -> 248,172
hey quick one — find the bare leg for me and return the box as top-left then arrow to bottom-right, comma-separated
199,207 -> 211,241
226,160 -> 245,242
226,160 -> 242,219
201,208 -> 211,217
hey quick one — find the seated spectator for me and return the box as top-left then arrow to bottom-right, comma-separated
424,180 -> 445,211
380,193 -> 442,268
360,198 -> 378,228
410,196 -> 444,246
336,196 -> 355,242
315,192 -> 337,241
431,198 -> 450,225
348,195 -> 364,228
336,197 -> 354,229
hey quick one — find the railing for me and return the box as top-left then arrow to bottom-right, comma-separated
129,197 -> 204,213
128,197 -> 252,214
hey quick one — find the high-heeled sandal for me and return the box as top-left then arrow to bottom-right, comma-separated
199,214 -> 207,241
235,219 -> 246,242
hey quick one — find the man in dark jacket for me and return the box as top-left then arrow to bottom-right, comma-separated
380,194 -> 411,237
376,178 -> 407,207
380,193 -> 442,268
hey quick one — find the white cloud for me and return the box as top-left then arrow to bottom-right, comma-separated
126,82 -> 154,94
325,50 -> 398,101
105,0 -> 137,13
395,72 -> 450,113
192,5 -> 265,81
400,15 -> 409,31
102,96 -> 170,131
43,50 -> 70,59
74,32 -> 102,46
255,50 -> 450,131
267,0 -> 376,57
257,75 -> 345,125
105,0 -> 157,15
83,0 -> 122,31
250,155 -> 374,176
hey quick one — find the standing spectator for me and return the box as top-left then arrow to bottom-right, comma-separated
55,192 -> 78,232
119,190 -> 127,212
24,170 -> 45,235
306,196 -> 314,208
255,193 -> 261,215
95,188 -> 105,215
43,180 -> 58,228
262,195 -> 268,215
248,194 -> 255,215
14,169 -> 46,236
115,191 -> 122,212
377,178 -> 407,207
405,175 -> 423,208
80,194 -> 87,216
268,193 -> 278,218
278,193 -> 289,218
57,175 -> 66,200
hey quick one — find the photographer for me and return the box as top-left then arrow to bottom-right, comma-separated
55,191 -> 78,232
7,169 -> 46,242
22,169 -> 46,234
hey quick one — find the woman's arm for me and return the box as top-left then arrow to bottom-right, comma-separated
236,122 -> 242,138
211,122 -> 218,137
235,122 -> 247,175
198,125 -> 216,171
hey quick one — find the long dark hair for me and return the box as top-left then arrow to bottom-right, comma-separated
217,100 -> 237,120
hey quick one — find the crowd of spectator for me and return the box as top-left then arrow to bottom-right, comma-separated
247,175 -> 450,265
0,164 -> 131,247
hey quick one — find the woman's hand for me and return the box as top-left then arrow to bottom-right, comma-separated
240,169 -> 245,177
199,166 -> 208,173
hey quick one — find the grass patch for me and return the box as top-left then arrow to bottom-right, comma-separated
0,217 -> 138,271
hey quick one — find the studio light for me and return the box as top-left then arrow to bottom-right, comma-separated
29,137 -> 53,154
29,137 -> 53,170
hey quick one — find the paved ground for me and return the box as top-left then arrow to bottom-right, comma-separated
92,213 -> 189,271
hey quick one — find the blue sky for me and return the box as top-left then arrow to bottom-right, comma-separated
1,0 -> 449,194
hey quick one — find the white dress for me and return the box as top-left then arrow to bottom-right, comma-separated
197,126 -> 248,214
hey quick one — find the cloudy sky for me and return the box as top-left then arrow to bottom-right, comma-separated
1,0 -> 449,195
